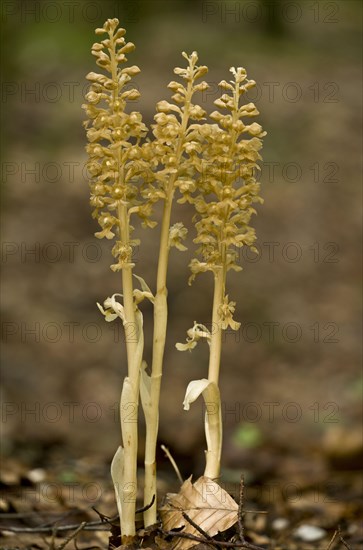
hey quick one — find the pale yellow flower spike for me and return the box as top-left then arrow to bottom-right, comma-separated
180,65 -> 266,480
83,18 -> 148,540
140,50 -> 211,528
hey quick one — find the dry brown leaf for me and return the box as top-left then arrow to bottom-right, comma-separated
159,476 -> 238,549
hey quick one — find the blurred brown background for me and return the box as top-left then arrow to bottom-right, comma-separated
1,0 -> 362,482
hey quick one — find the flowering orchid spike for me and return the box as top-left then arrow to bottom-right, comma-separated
141,50 -> 211,528
83,18 -> 148,539
182,64 -> 266,479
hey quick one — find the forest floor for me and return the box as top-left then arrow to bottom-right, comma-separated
0,441 -> 362,550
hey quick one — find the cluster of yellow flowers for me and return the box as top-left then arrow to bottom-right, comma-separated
141,51 -> 211,254
83,18 -> 151,272
188,67 -> 266,282
83,22 -> 265,281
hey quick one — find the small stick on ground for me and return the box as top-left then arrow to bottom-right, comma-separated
92,506 -> 114,526
236,474 -> 262,550
238,475 -> 245,543
137,495 -> 156,514
0,499 -> 155,535
161,528 -> 265,549
338,526 -> 352,550
182,511 -> 221,550
161,444 -> 184,484
325,529 -> 338,550
56,521 -> 86,550
92,495 -> 156,526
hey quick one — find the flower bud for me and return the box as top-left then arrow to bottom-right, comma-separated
122,89 -> 140,101
121,65 -> 141,76
92,43 -> 103,51
194,66 -> 208,79
86,91 -> 101,104
119,42 -> 135,53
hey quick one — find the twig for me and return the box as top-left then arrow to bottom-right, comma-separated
91,506 -> 113,526
237,475 -> 245,543
325,529 -> 338,550
56,521 -> 86,550
161,444 -> 184,484
49,525 -> 57,550
182,511 -> 214,541
78,496 -> 157,529
181,511 -> 221,550
0,524 -> 108,533
0,512 -> 62,518
161,528 -> 265,549
235,475 -> 265,550
137,494 -> 156,514
161,506 -> 265,514
41,509 -> 79,529
338,526 -> 352,550
0,497 -> 155,535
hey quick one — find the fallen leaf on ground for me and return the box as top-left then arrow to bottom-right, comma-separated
159,476 -> 238,549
